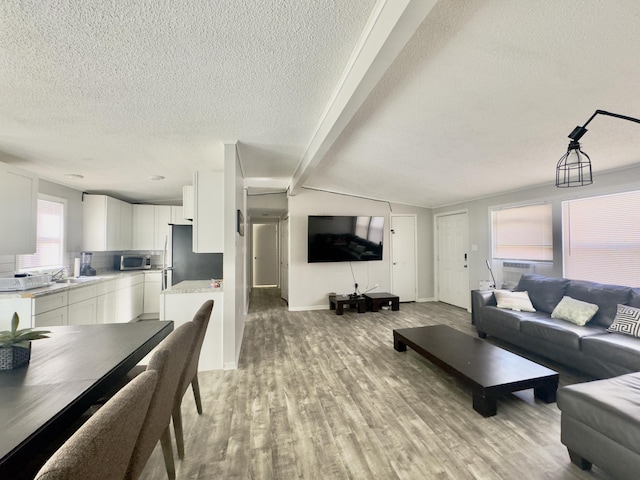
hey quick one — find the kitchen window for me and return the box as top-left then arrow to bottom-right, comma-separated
17,195 -> 66,272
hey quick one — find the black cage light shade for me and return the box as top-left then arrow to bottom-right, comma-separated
556,110 -> 640,188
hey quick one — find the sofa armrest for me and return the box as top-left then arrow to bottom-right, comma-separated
471,289 -> 496,328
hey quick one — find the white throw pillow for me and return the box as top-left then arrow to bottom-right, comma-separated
493,290 -> 536,312
551,296 -> 599,326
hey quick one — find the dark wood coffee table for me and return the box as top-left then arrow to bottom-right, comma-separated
393,325 -> 559,417
328,294 -> 366,315
363,292 -> 399,312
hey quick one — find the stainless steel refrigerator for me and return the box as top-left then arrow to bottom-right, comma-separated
170,224 -> 223,286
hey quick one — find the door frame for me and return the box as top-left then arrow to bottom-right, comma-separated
434,209 -> 470,310
389,214 -> 418,302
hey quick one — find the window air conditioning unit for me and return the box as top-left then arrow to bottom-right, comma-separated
501,261 -> 534,289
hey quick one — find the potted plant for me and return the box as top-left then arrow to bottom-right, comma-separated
0,312 -> 50,370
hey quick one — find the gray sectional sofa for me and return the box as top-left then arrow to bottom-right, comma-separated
472,273 -> 640,479
471,273 -> 640,379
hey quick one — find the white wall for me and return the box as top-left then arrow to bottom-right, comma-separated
433,165 -> 640,291
287,189 -> 433,310
222,143 -> 247,369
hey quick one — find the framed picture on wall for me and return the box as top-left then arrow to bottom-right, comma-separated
237,210 -> 244,236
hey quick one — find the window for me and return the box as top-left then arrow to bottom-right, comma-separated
563,190 -> 640,285
492,203 -> 552,261
18,196 -> 66,271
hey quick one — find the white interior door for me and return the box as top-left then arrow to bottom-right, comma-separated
280,217 -> 289,302
390,215 -> 417,302
437,212 -> 469,309
252,223 -> 278,287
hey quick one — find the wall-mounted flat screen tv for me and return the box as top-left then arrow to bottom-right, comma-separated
308,215 -> 384,263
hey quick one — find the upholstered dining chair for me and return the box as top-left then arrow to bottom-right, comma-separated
126,322 -> 196,480
172,299 -> 214,459
34,370 -> 158,480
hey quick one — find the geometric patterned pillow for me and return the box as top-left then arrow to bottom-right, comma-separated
607,304 -> 640,337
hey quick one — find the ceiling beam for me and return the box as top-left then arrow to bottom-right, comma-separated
288,0 -> 437,195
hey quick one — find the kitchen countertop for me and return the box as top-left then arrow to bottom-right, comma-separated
162,280 -> 223,294
0,270 -> 162,299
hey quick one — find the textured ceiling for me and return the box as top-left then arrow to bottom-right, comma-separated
2,1 -> 640,210
0,0 -> 376,203
306,0 -> 640,207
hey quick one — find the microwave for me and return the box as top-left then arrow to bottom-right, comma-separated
115,255 -> 151,271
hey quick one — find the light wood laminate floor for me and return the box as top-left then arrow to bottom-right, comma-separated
139,289 -> 612,479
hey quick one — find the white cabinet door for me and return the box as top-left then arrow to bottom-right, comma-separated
68,298 -> 98,325
97,290 -> 119,324
83,194 -> 133,251
0,162 -> 38,254
154,206 -> 171,250
182,186 -> 194,221
34,307 -> 68,327
170,206 -> 191,225
143,272 -> 162,314
193,171 -> 224,253
132,204 -> 155,250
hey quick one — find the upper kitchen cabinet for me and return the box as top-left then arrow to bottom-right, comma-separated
0,162 -> 38,254
170,205 -> 191,226
132,204 -> 171,251
193,171 -> 224,253
182,185 -> 194,221
83,194 -> 133,251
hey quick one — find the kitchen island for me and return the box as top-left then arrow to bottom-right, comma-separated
160,280 -> 223,371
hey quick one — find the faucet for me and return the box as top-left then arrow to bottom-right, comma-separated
51,266 -> 68,280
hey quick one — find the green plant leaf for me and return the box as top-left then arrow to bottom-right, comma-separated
11,312 -> 19,335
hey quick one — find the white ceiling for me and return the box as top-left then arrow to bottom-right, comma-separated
2,1 -> 640,209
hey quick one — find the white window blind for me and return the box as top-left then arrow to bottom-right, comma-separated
492,204 -> 552,261
18,197 -> 65,271
563,191 -> 640,285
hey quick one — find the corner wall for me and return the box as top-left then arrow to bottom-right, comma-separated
288,189 -> 433,310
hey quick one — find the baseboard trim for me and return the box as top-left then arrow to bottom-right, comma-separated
417,297 -> 436,302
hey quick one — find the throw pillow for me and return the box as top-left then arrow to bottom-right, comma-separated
608,304 -> 640,337
493,290 -> 536,312
551,296 -> 599,326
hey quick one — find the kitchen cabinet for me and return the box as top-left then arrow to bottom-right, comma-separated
193,171 -> 224,253
0,162 -> 38,255
67,284 -> 99,325
170,205 -> 191,225
83,194 -> 133,251
132,205 -> 171,251
97,274 -> 144,323
182,185 -> 194,220
132,204 -> 155,250
143,271 -> 162,316
34,306 -> 68,328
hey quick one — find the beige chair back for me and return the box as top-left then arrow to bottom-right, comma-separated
172,300 -> 214,458
126,322 -> 196,480
34,370 -> 158,480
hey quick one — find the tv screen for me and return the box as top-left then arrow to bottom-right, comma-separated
308,215 -> 384,263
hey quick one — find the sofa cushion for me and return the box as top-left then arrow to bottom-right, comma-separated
520,317 -> 605,350
493,290 -> 535,312
607,305 -> 640,338
515,274 -> 570,313
551,296 -> 599,326
565,280 -> 632,328
582,333 -> 640,371
557,372 -> 640,455
627,288 -> 640,308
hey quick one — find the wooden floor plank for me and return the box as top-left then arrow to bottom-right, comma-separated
139,288 -> 613,480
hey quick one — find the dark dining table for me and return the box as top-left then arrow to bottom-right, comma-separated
0,320 -> 173,478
